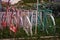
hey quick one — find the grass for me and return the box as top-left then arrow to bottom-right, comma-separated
0,26 -> 55,38
0,17 -> 60,38
55,17 -> 60,35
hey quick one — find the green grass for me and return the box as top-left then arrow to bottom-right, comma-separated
0,18 -> 60,38
55,17 -> 60,35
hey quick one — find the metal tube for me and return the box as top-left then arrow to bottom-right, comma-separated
35,0 -> 38,34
